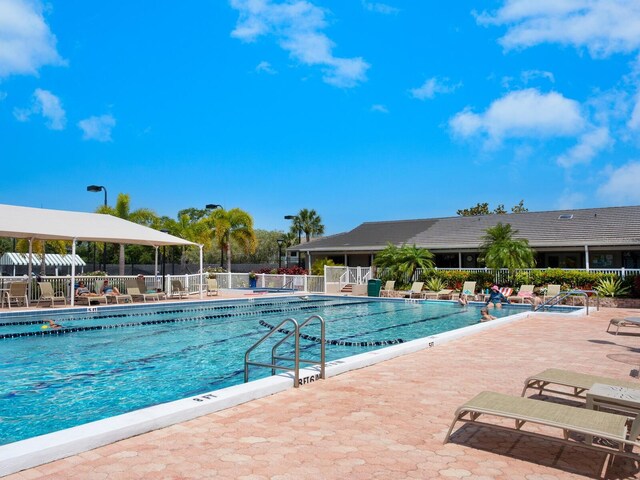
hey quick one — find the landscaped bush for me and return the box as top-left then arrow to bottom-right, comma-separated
512,269 -> 617,291
419,270 -> 494,291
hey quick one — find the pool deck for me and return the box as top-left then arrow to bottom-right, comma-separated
4,304 -> 640,479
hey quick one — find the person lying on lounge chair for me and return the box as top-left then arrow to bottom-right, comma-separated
485,285 -> 510,309
100,280 -> 120,295
75,281 -> 99,297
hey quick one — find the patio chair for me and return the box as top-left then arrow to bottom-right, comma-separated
607,317 -> 640,335
36,281 -> 66,307
437,289 -> 455,300
379,281 -> 395,297
498,287 -> 513,298
444,391 -> 640,468
207,278 -> 218,296
459,281 -> 477,301
543,284 -> 561,302
508,285 -> 534,303
4,282 -> 29,309
136,277 -> 167,300
521,368 -> 639,399
403,282 -> 424,299
171,279 -> 190,299
125,279 -> 161,302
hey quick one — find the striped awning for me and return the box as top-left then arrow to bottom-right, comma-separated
0,252 -> 86,267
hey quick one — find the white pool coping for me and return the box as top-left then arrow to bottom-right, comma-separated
0,303 -> 584,477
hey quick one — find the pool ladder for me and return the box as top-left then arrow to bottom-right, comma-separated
244,315 -> 326,388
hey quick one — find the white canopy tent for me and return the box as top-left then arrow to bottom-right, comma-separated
0,204 -> 203,305
0,252 -> 86,276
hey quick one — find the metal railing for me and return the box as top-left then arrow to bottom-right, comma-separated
535,289 -> 600,315
244,315 -> 326,388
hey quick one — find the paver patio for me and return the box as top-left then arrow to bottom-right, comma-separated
4,306 -> 640,479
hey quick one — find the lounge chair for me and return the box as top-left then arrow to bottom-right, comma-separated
459,281 -> 477,301
498,287 -> 513,298
437,289 -> 455,300
171,279 -> 190,299
36,281 -> 66,307
379,281 -> 395,297
543,284 -> 561,302
4,282 -> 29,309
207,278 -> 218,296
521,368 -> 639,399
126,279 -> 161,302
607,317 -> 640,335
136,278 -> 167,300
444,391 -> 640,465
508,285 -> 534,303
403,282 -> 424,299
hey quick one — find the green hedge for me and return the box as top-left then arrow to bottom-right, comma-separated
418,269 -> 639,298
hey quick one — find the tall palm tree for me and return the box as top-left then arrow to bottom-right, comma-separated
96,193 -> 158,275
479,222 -> 536,274
171,212 -> 211,268
292,208 -> 325,243
208,208 -> 256,272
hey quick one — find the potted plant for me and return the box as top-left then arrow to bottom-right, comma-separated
249,271 -> 257,288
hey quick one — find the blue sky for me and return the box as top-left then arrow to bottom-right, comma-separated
2,1 -> 640,235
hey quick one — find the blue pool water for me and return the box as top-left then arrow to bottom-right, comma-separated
0,296 -> 532,446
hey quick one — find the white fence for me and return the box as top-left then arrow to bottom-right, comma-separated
0,272 -> 325,303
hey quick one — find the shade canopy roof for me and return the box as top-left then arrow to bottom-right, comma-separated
0,252 -> 86,267
0,204 -> 196,247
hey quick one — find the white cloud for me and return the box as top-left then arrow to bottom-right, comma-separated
230,0 -> 369,88
370,104 -> 388,113
628,92 -> 640,130
556,190 -> 586,209
557,127 -> 612,167
78,114 -> 116,142
13,88 -> 66,130
0,0 -> 66,77
597,161 -> 640,202
410,77 -> 461,100
361,1 -> 399,15
477,0 -> 640,58
255,60 -> 277,74
521,69 -> 555,84
449,88 -> 584,146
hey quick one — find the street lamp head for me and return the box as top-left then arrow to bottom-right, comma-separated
206,204 -> 222,209
276,238 -> 284,245
86,185 -> 103,192
284,215 -> 295,220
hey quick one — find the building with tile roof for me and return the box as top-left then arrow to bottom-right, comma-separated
287,205 -> 640,270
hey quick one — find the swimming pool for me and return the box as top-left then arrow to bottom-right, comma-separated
0,296 -> 551,448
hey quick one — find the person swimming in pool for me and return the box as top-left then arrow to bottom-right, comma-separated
44,319 -> 62,329
485,285 -> 510,309
480,307 -> 497,322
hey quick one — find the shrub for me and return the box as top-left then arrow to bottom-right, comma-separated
595,277 -> 631,297
424,277 -> 447,292
311,258 -> 343,276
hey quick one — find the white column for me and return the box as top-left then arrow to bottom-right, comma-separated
458,252 -> 462,268
584,245 -> 590,271
307,251 -> 311,272
199,244 -> 204,299
344,254 -> 348,266
70,239 -> 77,306
27,238 -> 33,302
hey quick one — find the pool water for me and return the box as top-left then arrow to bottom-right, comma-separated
0,296 -> 522,446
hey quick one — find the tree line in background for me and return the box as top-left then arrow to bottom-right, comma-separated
0,194 -> 326,275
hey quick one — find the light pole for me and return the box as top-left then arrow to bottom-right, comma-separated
87,185 -> 108,272
284,214 -> 302,267
160,229 -> 169,291
205,204 -> 224,268
276,238 -> 285,269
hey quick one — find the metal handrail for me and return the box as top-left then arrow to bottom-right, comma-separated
535,289 -> 600,315
271,315 -> 325,381
244,318 -> 300,387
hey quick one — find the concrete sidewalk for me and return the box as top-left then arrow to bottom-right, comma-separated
5,307 -> 640,479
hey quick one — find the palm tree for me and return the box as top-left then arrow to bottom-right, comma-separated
171,212 -> 212,268
208,208 -> 256,272
16,239 -> 69,275
374,243 -> 434,282
96,193 -> 158,275
479,222 -> 536,274
291,209 -> 325,243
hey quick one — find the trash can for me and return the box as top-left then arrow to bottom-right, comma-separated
367,279 -> 382,297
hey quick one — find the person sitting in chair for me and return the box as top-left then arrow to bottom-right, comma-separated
75,281 -> 98,296
100,280 -> 120,295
